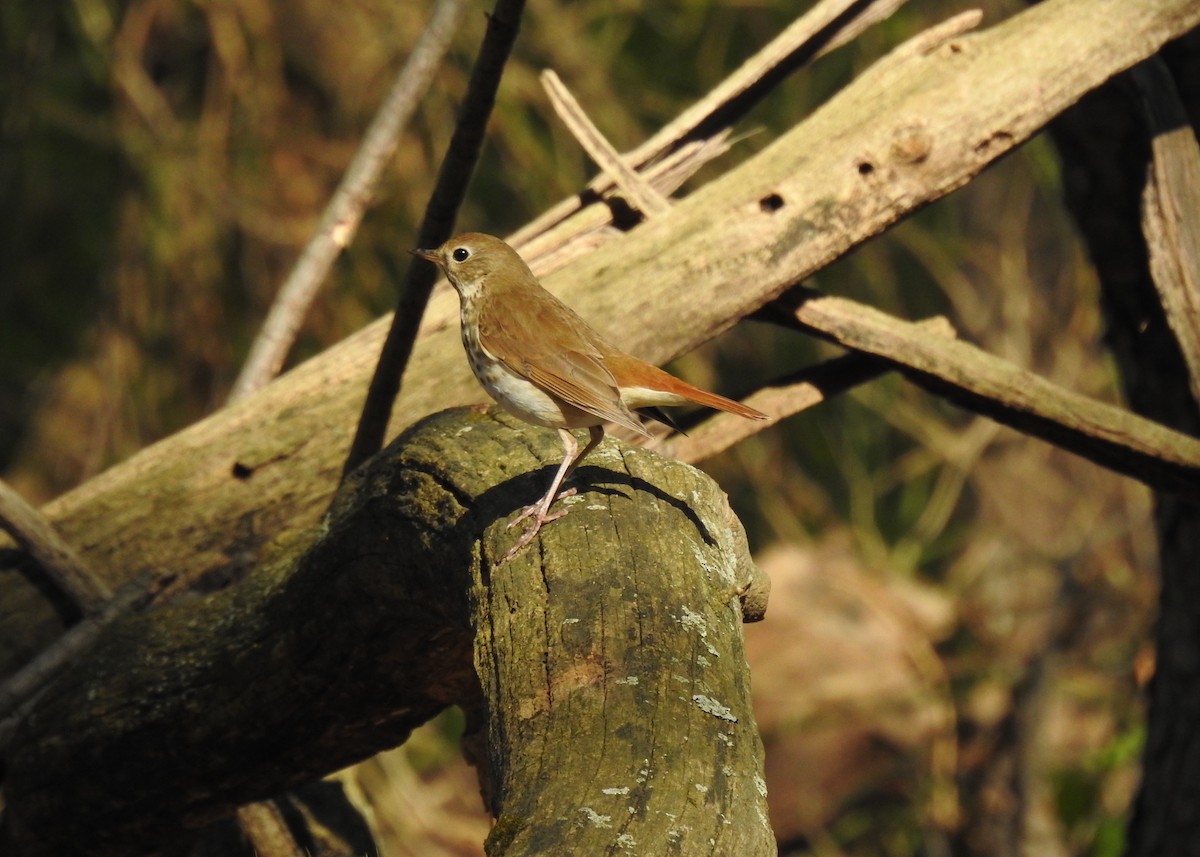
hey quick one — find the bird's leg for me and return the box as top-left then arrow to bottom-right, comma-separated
505,426 -> 605,560
508,429 -> 578,529
561,424 -> 605,488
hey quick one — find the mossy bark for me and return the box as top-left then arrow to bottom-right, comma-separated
1,408 -> 771,856
460,419 -> 773,855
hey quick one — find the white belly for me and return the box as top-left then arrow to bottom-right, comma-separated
463,329 -> 600,429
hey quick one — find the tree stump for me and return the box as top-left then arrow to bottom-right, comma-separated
1,408 -> 771,856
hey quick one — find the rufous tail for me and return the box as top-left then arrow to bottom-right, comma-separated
610,354 -> 767,420
674,382 -> 766,420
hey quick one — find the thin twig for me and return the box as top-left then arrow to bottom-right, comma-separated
508,0 -> 910,248
512,130 -> 732,278
343,0 -> 527,479
0,478 -> 111,614
228,0 -> 469,403
541,70 -> 669,217
235,803 -> 304,857
760,289 -> 1200,500
628,0 -> 911,160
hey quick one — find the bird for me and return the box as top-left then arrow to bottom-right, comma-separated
412,232 -> 766,561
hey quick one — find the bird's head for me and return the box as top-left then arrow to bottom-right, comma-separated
411,232 -> 532,300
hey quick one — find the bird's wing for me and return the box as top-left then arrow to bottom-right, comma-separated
477,284 -> 649,435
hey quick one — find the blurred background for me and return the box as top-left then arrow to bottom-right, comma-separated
0,0 -> 1155,854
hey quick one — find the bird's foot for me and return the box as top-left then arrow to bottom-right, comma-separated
507,487 -> 577,530
502,489 -> 577,561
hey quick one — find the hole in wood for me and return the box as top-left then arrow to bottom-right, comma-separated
759,193 -> 785,213
857,161 -> 875,176
231,462 -> 253,480
606,196 -> 642,231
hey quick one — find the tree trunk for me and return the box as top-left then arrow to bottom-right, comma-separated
1042,33 -> 1200,857
0,409 -> 771,856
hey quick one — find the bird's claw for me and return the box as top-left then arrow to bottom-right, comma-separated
506,487 -> 577,530
501,488 -> 578,561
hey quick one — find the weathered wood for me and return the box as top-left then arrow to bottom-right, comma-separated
762,290 -> 1200,500
2,0 -> 1197,675
1041,33 -> 1200,857
466,414 -> 771,856
0,409 -> 770,856
0,479 -> 110,613
1132,59 -> 1200,405
540,70 -> 670,218
508,0 -> 913,247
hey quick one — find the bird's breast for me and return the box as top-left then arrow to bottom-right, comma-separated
460,318 -> 600,430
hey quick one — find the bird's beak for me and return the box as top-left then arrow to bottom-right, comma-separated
410,247 -> 439,264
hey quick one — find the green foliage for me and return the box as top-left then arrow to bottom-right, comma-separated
1054,726 -> 1143,857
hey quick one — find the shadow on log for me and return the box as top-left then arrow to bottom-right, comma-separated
0,408 -> 772,856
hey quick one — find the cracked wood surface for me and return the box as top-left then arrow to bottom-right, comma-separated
0,410 -> 770,857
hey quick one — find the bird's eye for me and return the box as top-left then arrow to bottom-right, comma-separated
452,247 -> 470,262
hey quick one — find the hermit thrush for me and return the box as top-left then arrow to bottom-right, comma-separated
413,233 -> 766,560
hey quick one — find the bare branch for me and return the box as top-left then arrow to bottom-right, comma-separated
1133,58 -> 1200,406
235,803 -> 303,857
541,70 -> 669,217
509,0 -> 912,247
630,0 -> 915,160
512,130 -> 732,277
0,479 -> 110,613
656,318 -> 957,464
228,0 -> 469,403
343,0 -> 527,478
761,289 -> 1200,500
